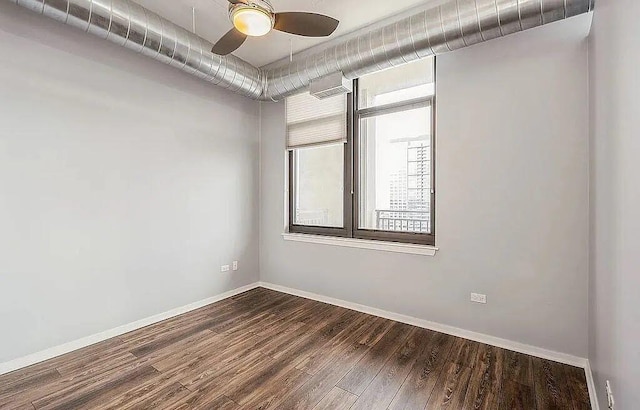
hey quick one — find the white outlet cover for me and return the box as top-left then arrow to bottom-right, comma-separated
471,293 -> 487,304
221,265 -> 230,272
232,261 -> 238,271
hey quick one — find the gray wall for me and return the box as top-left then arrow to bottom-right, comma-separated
261,17 -> 590,357
0,3 -> 260,363
589,0 -> 640,407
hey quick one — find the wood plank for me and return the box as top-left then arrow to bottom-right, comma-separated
128,319 -> 225,357
0,363 -> 57,389
234,364 -> 310,409
224,355 -> 310,406
268,308 -> 360,361
499,380 -> 535,410
462,344 -> 504,410
212,310 -> 278,335
256,322 -> 312,358
117,300 -> 237,346
33,365 -> 159,410
167,393 -> 239,410
195,395 -> 240,410
388,331 -> 455,410
0,354 -> 144,409
293,313 -> 372,374
260,304 -> 315,329
172,343 -> 271,391
225,298 -> 308,334
285,301 -> 339,328
351,327 -> 429,410
357,317 -> 395,347
164,353 -> 275,408
56,349 -> 146,378
297,316 -> 392,376
11,338 -> 122,379
532,357 -> 571,410
502,349 -> 533,386
0,367 -> 61,398
336,321 -> 413,395
150,325 -> 267,378
276,328 -> 379,409
273,316 -> 394,409
425,362 -> 472,410
231,287 -> 275,303
141,330 -> 225,365
257,315 -> 336,361
101,378 -> 189,410
207,295 -> 299,334
448,337 -> 480,368
149,330 -> 248,373
127,303 -> 280,358
564,365 -> 592,409
312,387 -> 358,410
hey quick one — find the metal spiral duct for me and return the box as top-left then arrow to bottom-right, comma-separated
262,0 -> 594,100
8,0 -> 263,99
7,0 -> 594,101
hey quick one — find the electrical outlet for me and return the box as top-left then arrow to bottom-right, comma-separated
232,261 -> 238,271
221,265 -> 230,273
606,380 -> 615,409
470,293 -> 487,304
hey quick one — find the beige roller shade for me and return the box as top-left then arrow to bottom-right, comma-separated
286,92 -> 347,149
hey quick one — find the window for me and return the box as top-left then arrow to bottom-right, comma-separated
287,57 -> 435,245
287,92 -> 352,237
292,144 -> 344,228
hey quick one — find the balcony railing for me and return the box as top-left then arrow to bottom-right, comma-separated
295,208 -> 431,234
295,209 -> 329,226
376,210 -> 430,233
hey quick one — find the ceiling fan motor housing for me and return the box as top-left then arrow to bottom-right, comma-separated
228,0 -> 276,36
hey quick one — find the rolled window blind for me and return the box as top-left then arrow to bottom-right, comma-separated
286,92 -> 347,149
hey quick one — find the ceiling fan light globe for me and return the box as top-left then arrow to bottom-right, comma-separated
232,8 -> 273,37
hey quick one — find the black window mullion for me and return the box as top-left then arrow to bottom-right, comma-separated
351,79 -> 360,239
345,88 -> 355,237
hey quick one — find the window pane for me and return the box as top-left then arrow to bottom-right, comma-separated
358,106 -> 432,233
293,144 -> 344,227
358,58 -> 435,109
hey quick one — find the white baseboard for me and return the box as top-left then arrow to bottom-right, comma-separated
259,281 -> 588,368
585,360 -> 600,410
0,282 -> 260,376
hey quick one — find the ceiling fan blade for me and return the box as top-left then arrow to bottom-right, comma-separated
227,0 -> 245,4
211,28 -> 247,55
274,12 -> 339,37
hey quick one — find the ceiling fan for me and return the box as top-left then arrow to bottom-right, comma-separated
211,0 -> 340,55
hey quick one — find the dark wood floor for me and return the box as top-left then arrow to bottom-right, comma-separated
0,287 -> 590,410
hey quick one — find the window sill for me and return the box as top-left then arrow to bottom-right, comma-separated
282,233 -> 438,256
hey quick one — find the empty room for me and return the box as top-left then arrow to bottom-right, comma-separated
0,0 -> 637,409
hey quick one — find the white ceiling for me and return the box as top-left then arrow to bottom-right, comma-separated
135,0 -> 441,67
